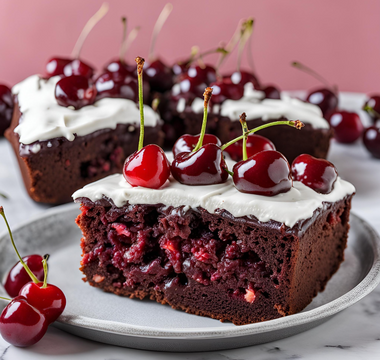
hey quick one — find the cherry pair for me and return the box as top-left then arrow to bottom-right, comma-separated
0,207 -> 66,347
0,84 -> 13,136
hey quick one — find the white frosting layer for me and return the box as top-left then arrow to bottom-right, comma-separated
189,83 -> 329,129
12,75 -> 160,145
72,170 -> 355,228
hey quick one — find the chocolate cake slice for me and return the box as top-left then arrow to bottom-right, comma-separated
73,170 -> 355,325
5,75 -> 163,204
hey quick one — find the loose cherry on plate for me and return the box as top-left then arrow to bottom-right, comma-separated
171,87 -> 229,185
292,61 -> 338,117
55,75 -> 97,109
123,57 -> 171,189
172,134 -> 221,158
363,95 -> 380,123
291,154 -> 338,194
0,295 -> 48,348
363,126 -> 380,159
0,84 -> 14,136
328,110 -> 363,143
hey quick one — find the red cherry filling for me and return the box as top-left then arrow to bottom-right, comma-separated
145,59 -> 173,93
63,59 -> 95,79
4,254 -> 44,297
210,79 -> 244,104
45,57 -> 72,77
291,154 -> 338,194
328,110 -> 363,143
363,126 -> 380,159
123,144 -> 170,189
0,84 -> 13,136
171,143 -> 228,185
55,75 -> 97,109
306,88 -> 338,117
0,296 -> 48,348
95,72 -> 138,102
363,95 -> 380,123
172,134 -> 221,157
19,282 -> 66,323
225,134 -> 275,162
232,150 -> 292,196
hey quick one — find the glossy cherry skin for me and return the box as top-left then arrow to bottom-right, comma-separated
171,144 -> 228,185
232,150 -> 292,196
95,72 -> 138,102
262,85 -> 281,100
172,75 -> 207,100
0,296 -> 48,347
291,154 -> 338,194
55,75 -> 97,109
0,84 -> 14,136
328,110 -> 363,143
172,61 -> 188,76
306,88 -> 338,117
45,57 -> 72,77
103,59 -> 131,76
63,59 -> 94,79
363,126 -> 380,159
19,282 -> 66,323
225,134 -> 275,162
144,59 -> 173,93
4,255 -> 44,297
172,134 -> 221,157
363,95 -> 380,123
123,144 -> 171,189
210,80 -> 244,104
224,70 -> 260,89
187,64 -> 217,85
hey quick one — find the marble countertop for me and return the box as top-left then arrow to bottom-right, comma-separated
1,96 -> 380,359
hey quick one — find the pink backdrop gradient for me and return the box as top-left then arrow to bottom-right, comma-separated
1,0 -> 379,93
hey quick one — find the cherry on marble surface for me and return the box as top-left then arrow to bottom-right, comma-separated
4,254 -> 44,297
363,126 -> 380,159
262,85 -> 281,100
328,110 -> 363,143
172,134 -> 221,157
55,75 -> 97,109
225,134 -> 275,162
363,95 -> 380,123
291,154 -> 338,194
232,150 -> 292,196
171,143 -> 228,185
210,79 -> 244,104
0,296 -> 48,347
0,84 -> 13,136
306,88 -> 338,118
123,144 -> 171,189
45,57 -> 72,77
145,59 -> 173,93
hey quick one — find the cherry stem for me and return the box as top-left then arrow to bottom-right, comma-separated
122,26 -> 140,58
71,3 -> 109,59
42,255 -> 49,289
363,105 -> 380,119
119,17 -> 127,64
221,120 -> 304,150
193,87 -> 213,152
0,207 -> 39,284
151,98 -> 160,112
0,192 -> 8,199
291,61 -> 337,94
149,3 -> 173,62
0,296 -> 11,302
237,18 -> 254,73
135,57 -> 145,151
239,113 -> 249,161
246,21 -> 256,74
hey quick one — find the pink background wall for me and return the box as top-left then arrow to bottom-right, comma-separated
0,0 -> 379,93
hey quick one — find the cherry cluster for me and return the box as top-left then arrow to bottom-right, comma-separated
0,207 -> 66,347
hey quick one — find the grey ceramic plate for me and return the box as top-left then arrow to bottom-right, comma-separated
0,203 -> 379,352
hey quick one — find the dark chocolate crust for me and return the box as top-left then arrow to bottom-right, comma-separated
5,99 -> 164,204
76,195 -> 352,325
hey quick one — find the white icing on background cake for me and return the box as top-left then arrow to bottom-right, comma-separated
188,83 -> 329,129
12,75 -> 160,145
72,167 -> 355,228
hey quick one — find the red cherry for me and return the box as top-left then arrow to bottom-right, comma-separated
103,59 -> 131,76
0,296 -> 48,347
363,126 -> 380,159
291,154 -> 338,194
232,150 -> 292,196
55,75 -> 97,109
45,57 -> 72,77
172,61 -> 188,76
123,144 -> 171,189
172,134 -> 221,158
224,70 -> 260,89
0,84 -> 13,136
19,282 -> 66,323
224,134 -> 275,162
306,88 -> 338,117
328,110 -> 363,143
210,79 -> 244,104
63,59 -> 95,79
187,64 -> 217,85
145,59 -> 173,93
4,255 -> 44,298
262,85 -> 281,100
172,75 -> 207,100
363,95 -> 380,123
95,72 -> 138,102
171,143 -> 228,185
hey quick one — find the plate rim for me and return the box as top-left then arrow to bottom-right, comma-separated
2,203 -> 380,340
